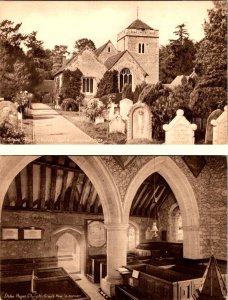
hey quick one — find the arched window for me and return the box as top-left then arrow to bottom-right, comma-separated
120,68 -> 132,92
108,47 -> 111,53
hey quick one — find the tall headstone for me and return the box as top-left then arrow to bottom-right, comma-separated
0,101 -> 18,127
109,114 -> 125,134
211,106 -> 227,144
120,98 -> 133,120
127,102 -> 152,143
163,109 -> 197,144
108,102 -> 117,120
205,109 -> 223,144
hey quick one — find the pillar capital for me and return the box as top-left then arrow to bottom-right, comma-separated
104,223 -> 129,231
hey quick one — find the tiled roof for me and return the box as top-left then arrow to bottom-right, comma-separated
95,40 -> 110,56
127,19 -> 153,30
104,51 -> 125,69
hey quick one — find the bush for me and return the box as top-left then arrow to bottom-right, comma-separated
0,121 -> 25,144
141,82 -> 193,140
61,98 -> 79,111
85,99 -> 105,122
122,84 -> 133,100
100,93 -> 122,107
133,82 -> 147,103
96,70 -> 119,98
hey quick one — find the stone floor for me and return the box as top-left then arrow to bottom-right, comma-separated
30,103 -> 96,144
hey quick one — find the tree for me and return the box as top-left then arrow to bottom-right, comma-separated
159,24 -> 196,83
96,70 -> 119,98
170,23 -> 189,44
52,45 -> 69,57
73,38 -> 96,55
0,20 -> 44,98
191,1 -> 227,117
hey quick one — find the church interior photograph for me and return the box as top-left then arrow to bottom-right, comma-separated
0,155 -> 227,300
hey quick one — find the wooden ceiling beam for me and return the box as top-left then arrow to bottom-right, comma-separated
131,184 -> 151,215
33,160 -> 82,173
15,173 -> 22,208
40,165 -> 46,209
50,167 -> 57,210
69,173 -> 79,211
27,164 -> 33,209
60,170 -> 68,211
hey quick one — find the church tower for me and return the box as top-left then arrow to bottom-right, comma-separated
117,18 -> 159,84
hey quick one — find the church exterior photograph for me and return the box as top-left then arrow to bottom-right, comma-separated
0,1 -> 227,144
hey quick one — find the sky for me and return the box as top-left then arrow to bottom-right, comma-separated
0,1 -> 214,55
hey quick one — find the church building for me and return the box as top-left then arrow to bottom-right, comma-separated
53,19 -> 159,98
0,155 -> 227,300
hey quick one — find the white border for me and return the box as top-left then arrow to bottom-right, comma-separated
0,144 -> 227,156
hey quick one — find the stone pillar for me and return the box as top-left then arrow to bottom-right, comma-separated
183,225 -> 201,259
101,223 -> 129,297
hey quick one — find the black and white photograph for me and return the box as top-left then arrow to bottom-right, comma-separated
0,1 -> 227,144
0,155 -> 227,299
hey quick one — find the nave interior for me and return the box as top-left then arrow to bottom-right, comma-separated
0,155 -> 227,300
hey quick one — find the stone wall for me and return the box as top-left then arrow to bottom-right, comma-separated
98,41 -> 119,64
117,28 -> 159,84
1,210 -> 105,259
110,51 -> 147,90
171,156 -> 227,260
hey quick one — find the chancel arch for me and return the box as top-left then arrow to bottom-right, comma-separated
123,156 -> 200,259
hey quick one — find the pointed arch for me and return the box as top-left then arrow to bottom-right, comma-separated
0,156 -> 123,224
123,156 -> 200,259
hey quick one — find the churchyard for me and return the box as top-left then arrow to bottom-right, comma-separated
1,94 -> 227,144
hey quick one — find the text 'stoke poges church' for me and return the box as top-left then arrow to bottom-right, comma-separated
53,18 -> 159,98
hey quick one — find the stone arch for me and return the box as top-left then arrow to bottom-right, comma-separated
0,156 -> 122,224
123,156 -> 200,259
52,227 -> 85,274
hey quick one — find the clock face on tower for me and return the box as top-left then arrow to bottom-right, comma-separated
87,221 -> 106,247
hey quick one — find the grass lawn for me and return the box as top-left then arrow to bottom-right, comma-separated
51,106 -> 127,144
22,117 -> 34,144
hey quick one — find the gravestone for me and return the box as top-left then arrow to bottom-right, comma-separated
108,102 -> 117,120
205,109 -> 223,144
95,116 -> 104,125
0,101 -> 18,127
211,106 -> 227,144
109,114 -> 125,134
163,109 -> 197,144
120,98 -> 133,120
127,102 -> 152,143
